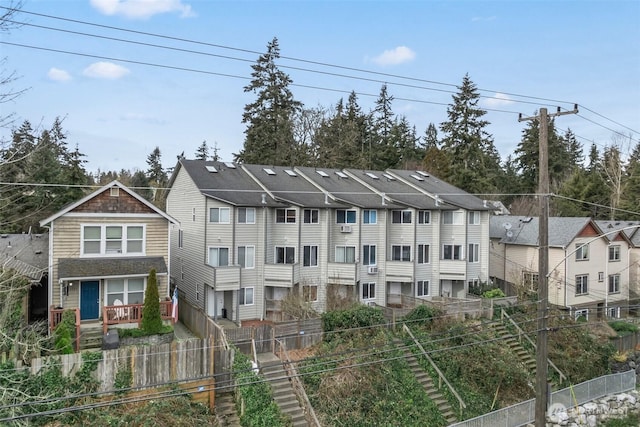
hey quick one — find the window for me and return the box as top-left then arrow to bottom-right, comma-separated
303,209 -> 319,224
608,307 -> 620,319
276,208 -> 296,224
82,224 -> 145,256
275,246 -> 296,264
363,210 -> 377,224
468,243 -> 479,263
574,308 -> 588,321
392,210 -> 412,224
442,211 -> 463,225
391,245 -> 411,262
598,272 -> 605,282
609,245 -> 621,262
208,247 -> 229,267
417,244 -> 429,264
238,208 -> 255,224
178,229 -> 183,249
303,285 -> 318,302
303,245 -> 318,267
418,211 -> 430,224
468,211 -> 480,225
576,274 -> 588,295
442,244 -> 462,260
575,243 -> 589,261
608,274 -> 620,294
210,207 -> 230,224
417,280 -> 429,297
335,246 -> 356,263
238,246 -> 255,269
468,278 -> 480,290
523,272 -> 539,290
336,209 -> 357,224
363,245 -> 376,265
362,282 -> 375,301
105,278 -> 145,305
239,287 -> 254,306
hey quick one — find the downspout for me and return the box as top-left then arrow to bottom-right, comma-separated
564,247 -> 568,310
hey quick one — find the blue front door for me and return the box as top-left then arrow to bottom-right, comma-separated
80,281 -> 100,320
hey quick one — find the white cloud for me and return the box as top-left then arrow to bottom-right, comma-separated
371,46 -> 416,66
47,68 -> 72,82
90,0 -> 195,19
483,93 -> 514,108
83,62 -> 130,79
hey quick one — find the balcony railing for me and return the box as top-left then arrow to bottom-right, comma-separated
102,300 -> 173,334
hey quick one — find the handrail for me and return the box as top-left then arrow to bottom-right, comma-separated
251,338 -> 258,367
211,319 -> 230,351
275,338 -> 321,427
501,309 -> 567,383
402,324 -> 466,415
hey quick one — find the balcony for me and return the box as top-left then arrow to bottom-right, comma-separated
264,263 -> 300,287
206,264 -> 241,291
327,262 -> 358,286
439,259 -> 466,279
385,261 -> 414,282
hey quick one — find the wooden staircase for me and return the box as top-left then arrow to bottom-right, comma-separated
79,329 -> 104,350
260,359 -> 308,427
215,392 -> 241,426
394,339 -> 458,425
491,323 -> 537,375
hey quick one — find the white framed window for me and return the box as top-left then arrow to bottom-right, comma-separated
575,308 -> 589,321
335,245 -> 356,263
418,211 -> 430,224
417,280 -> 429,297
598,272 -> 605,282
105,277 -> 145,305
609,245 -> 621,261
575,243 -> 589,261
391,245 -> 411,262
576,274 -> 588,295
608,306 -> 620,319
361,282 -> 375,301
468,211 -> 480,225
303,245 -> 318,267
238,208 -> 255,224
468,243 -> 479,263
239,287 -> 254,306
608,274 -> 621,294
82,224 -> 145,256
363,210 -> 377,224
392,210 -> 412,224
468,278 -> 480,290
442,211 -> 463,225
275,246 -> 296,264
208,247 -> 229,267
303,285 -> 318,302
336,209 -> 357,224
417,244 -> 429,264
210,207 -> 230,224
442,244 -> 463,260
523,272 -> 539,290
238,246 -> 255,269
276,208 -> 296,224
363,245 -> 376,265
303,209 -> 319,224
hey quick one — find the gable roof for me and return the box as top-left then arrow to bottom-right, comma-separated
490,215 -> 605,248
0,233 -> 48,281
39,181 -> 177,226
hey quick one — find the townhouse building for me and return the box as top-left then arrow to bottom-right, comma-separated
489,216 -> 631,319
166,160 -> 491,323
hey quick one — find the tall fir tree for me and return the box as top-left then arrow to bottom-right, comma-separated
620,141 -> 640,219
371,85 -> 399,170
195,140 -> 209,160
439,74 -> 501,194
146,146 -> 167,208
235,37 -> 302,166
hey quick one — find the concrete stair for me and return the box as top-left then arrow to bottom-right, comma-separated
215,391 -> 241,426
260,359 -> 308,427
395,339 -> 457,425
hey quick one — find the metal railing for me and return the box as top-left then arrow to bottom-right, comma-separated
449,370 -> 636,427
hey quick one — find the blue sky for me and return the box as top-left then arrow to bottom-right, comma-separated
1,0 -> 638,174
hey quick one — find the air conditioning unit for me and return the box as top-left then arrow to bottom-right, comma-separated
340,225 -> 352,233
367,266 -> 378,274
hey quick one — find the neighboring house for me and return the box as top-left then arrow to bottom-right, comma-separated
596,220 -> 640,304
39,181 -> 177,328
166,160 -> 492,324
489,216 -> 631,319
0,232 -> 49,322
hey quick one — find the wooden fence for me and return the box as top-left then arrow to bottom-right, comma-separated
611,332 -> 640,352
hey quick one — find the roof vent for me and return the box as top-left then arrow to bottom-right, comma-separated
261,194 -> 267,205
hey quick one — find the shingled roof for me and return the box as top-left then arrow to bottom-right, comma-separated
0,233 -> 48,282
490,216 -> 601,248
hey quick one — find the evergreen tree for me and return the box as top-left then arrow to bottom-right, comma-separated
140,269 -> 162,334
195,140 -> 209,160
146,146 -> 167,208
130,170 -> 153,201
439,74 -> 501,194
371,85 -> 399,169
235,37 -> 302,166
620,141 -> 640,219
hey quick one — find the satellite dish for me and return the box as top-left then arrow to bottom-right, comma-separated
503,222 -> 512,230
506,230 -> 514,238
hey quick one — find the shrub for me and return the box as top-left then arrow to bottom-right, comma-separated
403,304 -> 441,327
482,288 -> 506,299
140,269 -> 162,334
609,321 -> 638,336
322,305 -> 385,342
54,310 -> 77,354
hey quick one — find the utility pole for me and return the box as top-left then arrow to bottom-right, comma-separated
518,104 -> 578,426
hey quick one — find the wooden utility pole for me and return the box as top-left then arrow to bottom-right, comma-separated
518,104 -> 578,426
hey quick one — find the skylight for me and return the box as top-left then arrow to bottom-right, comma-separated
284,169 -> 297,177
382,173 -> 395,180
410,174 -> 424,181
263,168 -> 276,175
224,162 -> 236,169
416,170 -> 429,177
206,166 -> 218,173
316,170 -> 329,177
335,171 -> 348,179
366,172 -> 379,179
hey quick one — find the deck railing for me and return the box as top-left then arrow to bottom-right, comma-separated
49,307 -> 80,352
102,300 -> 173,333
